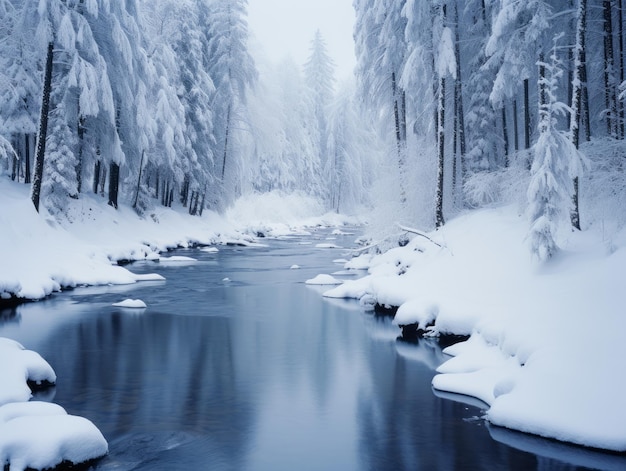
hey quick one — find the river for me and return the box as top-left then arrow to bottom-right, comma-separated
0,227 -> 623,470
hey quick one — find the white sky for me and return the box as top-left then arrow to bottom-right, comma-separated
247,0 -> 356,82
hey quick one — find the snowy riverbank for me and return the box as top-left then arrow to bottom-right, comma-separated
0,179 -> 352,304
324,205 -> 626,452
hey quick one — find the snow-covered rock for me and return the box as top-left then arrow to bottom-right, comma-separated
112,299 -> 147,308
305,274 -> 343,285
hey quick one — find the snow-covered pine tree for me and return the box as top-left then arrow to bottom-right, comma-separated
205,0 -> 257,207
40,2 -> 120,214
171,0 -> 216,213
303,29 -> 336,204
465,0 -> 501,174
527,36 -> 586,261
89,0 -> 150,209
140,0 -> 193,212
354,0 -> 409,206
0,0 -> 39,183
326,83 -> 375,213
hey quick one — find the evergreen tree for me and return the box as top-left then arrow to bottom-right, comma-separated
304,29 -> 336,202
527,37 -> 586,261
206,0 -> 257,205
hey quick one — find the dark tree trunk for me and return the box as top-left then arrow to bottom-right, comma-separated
524,78 -> 531,169
198,189 -> 207,216
502,106 -> 509,167
189,191 -> 197,215
108,162 -> 120,209
617,0 -> 625,139
76,116 -> 84,194
221,103 -> 232,181
11,138 -> 18,182
436,75 -> 446,229
93,160 -> 101,194
181,174 -> 190,207
31,42 -> 54,213
570,0 -> 588,231
392,71 -> 407,205
133,150 -> 145,210
513,100 -> 519,152
24,134 -> 31,184
453,1 -> 466,198
603,0 -> 617,137
524,79 -> 531,150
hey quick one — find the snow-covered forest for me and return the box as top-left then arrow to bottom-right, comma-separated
0,0 -> 374,219
2,0 -> 626,259
2,0 -> 626,467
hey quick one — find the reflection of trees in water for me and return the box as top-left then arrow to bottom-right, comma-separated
0,306 -> 20,324
39,310 -> 255,466
358,338 -> 539,471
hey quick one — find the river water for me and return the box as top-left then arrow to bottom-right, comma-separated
0,228 -> 623,470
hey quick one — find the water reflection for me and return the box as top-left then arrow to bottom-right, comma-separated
0,231 -> 620,470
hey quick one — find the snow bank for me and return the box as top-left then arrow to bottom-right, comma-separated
0,179 -> 237,302
324,205 -> 626,452
0,340 -> 107,470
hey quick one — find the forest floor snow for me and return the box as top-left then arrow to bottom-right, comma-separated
324,205 -> 626,452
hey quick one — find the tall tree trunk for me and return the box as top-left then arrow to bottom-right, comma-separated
436,75 -> 446,229
502,106 -> 509,167
133,150 -> 145,209
453,1 -> 466,199
11,137 -> 18,182
31,42 -> 54,213
93,160 -> 101,194
108,162 -> 120,209
617,0 -> 625,139
570,0 -> 588,230
513,100 -> 519,152
392,70 -> 407,205
198,188 -> 207,216
221,103 -> 232,181
76,116 -> 84,194
24,134 -> 31,184
524,78 -> 531,169
603,0 -> 617,137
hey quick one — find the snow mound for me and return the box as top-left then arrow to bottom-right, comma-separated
201,247 -> 219,253
0,339 -> 108,470
0,338 -> 56,405
305,274 -> 344,285
315,243 -> 341,249
112,299 -> 147,308
290,265 -> 301,270
0,402 -> 108,471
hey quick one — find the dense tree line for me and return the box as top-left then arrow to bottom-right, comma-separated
354,0 -> 625,259
1,0 -> 374,218
0,0 -> 257,216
